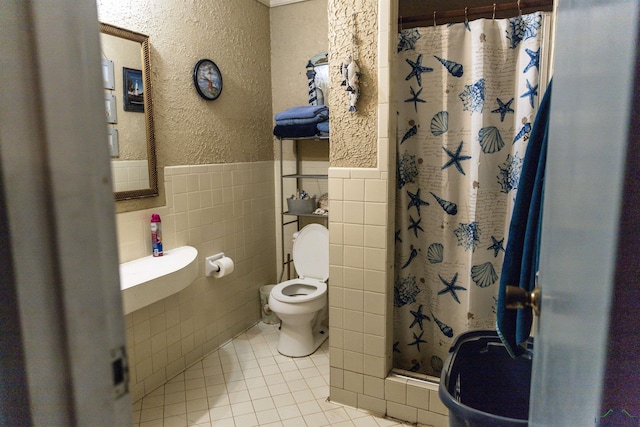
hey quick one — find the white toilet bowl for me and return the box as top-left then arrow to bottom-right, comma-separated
269,224 -> 329,357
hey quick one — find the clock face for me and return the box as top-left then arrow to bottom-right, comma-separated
193,59 -> 222,100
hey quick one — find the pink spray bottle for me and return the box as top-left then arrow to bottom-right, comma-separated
150,213 -> 163,257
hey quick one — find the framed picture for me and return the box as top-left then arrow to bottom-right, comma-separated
105,93 -> 117,124
107,127 -> 119,157
102,59 -> 115,90
123,67 -> 144,112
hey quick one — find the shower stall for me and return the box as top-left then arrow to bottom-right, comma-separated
393,6 -> 554,379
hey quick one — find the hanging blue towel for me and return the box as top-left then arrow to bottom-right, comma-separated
497,80 -> 552,357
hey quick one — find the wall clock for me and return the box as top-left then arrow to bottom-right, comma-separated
193,59 -> 223,101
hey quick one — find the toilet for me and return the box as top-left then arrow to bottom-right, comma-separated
269,224 -> 329,357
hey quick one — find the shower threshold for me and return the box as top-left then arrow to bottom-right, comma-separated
391,367 -> 441,385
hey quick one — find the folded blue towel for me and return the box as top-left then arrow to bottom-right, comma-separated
316,120 -> 329,134
497,80 -> 552,357
273,123 -> 319,138
275,105 -> 329,122
276,114 -> 329,126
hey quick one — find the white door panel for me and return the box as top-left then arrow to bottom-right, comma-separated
530,1 -> 639,425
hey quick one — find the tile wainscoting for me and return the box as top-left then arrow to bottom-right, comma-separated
116,162 -> 277,401
326,0 -> 449,424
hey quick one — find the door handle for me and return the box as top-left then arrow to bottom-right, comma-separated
505,286 -> 540,316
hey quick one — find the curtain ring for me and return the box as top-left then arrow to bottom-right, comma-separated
433,10 -> 437,27
517,0 -> 522,16
492,3 -> 496,19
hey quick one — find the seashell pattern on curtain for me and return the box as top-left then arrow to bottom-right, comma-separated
394,12 -> 551,377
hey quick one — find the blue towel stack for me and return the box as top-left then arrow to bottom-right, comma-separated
274,105 -> 329,138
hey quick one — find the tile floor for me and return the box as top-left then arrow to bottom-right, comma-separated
132,322 -> 411,427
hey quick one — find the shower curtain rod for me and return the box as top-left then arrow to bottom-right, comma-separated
399,0 -> 553,25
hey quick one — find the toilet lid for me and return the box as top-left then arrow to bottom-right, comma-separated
293,224 -> 329,282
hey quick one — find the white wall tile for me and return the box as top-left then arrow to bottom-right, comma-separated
364,180 -> 387,203
330,327 -> 343,350
329,307 -> 343,329
363,313 -> 385,337
343,289 -> 363,312
328,178 -> 343,200
363,375 -> 385,399
343,350 -> 364,374
329,287 -> 344,309
429,390 -> 449,416
364,269 -> 386,294
343,178 -> 365,201
343,371 -> 363,394
417,409 -> 449,427
364,334 -> 385,359
330,367 -> 344,389
364,247 -> 386,272
343,310 -> 363,333
407,382 -> 431,411
343,246 -> 364,269
350,169 -> 380,180
118,161 -> 276,398
330,387 -> 357,408
343,201 -> 364,224
328,168 -> 352,179
387,401 -> 417,423
329,265 -> 344,287
358,394 -> 387,415
329,200 -> 343,222
343,267 -> 364,290
329,244 -> 344,267
343,330 -> 363,353
343,224 -> 364,246
329,222 -> 343,245
364,292 -> 386,316
384,377 -> 407,405
364,202 -> 386,225
329,347 -> 344,369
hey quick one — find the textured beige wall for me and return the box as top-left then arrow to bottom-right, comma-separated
270,0 -> 329,166
328,0 -> 378,168
270,0 -> 330,279
97,0 -> 273,211
270,0 -> 328,119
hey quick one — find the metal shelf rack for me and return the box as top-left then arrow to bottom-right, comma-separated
278,136 -> 329,281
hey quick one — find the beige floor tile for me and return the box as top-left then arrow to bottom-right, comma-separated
133,323 -> 402,427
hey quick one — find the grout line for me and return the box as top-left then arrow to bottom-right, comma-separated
133,322 -> 413,427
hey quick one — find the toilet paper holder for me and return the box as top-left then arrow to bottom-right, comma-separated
205,252 -> 227,277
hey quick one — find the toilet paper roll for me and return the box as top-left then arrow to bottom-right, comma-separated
211,256 -> 234,278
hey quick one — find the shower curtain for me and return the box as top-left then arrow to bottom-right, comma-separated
394,12 -> 551,377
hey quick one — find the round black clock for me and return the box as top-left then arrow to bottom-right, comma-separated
193,59 -> 222,101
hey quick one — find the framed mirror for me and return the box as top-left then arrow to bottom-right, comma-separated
100,23 -> 158,201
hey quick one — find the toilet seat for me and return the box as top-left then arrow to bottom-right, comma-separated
271,224 -> 329,304
271,279 -> 327,304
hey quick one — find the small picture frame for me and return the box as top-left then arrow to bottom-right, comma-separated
107,127 -> 119,157
123,67 -> 144,112
105,93 -> 117,124
102,59 -> 115,90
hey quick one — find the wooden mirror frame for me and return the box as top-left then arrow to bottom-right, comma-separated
101,22 -> 158,201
